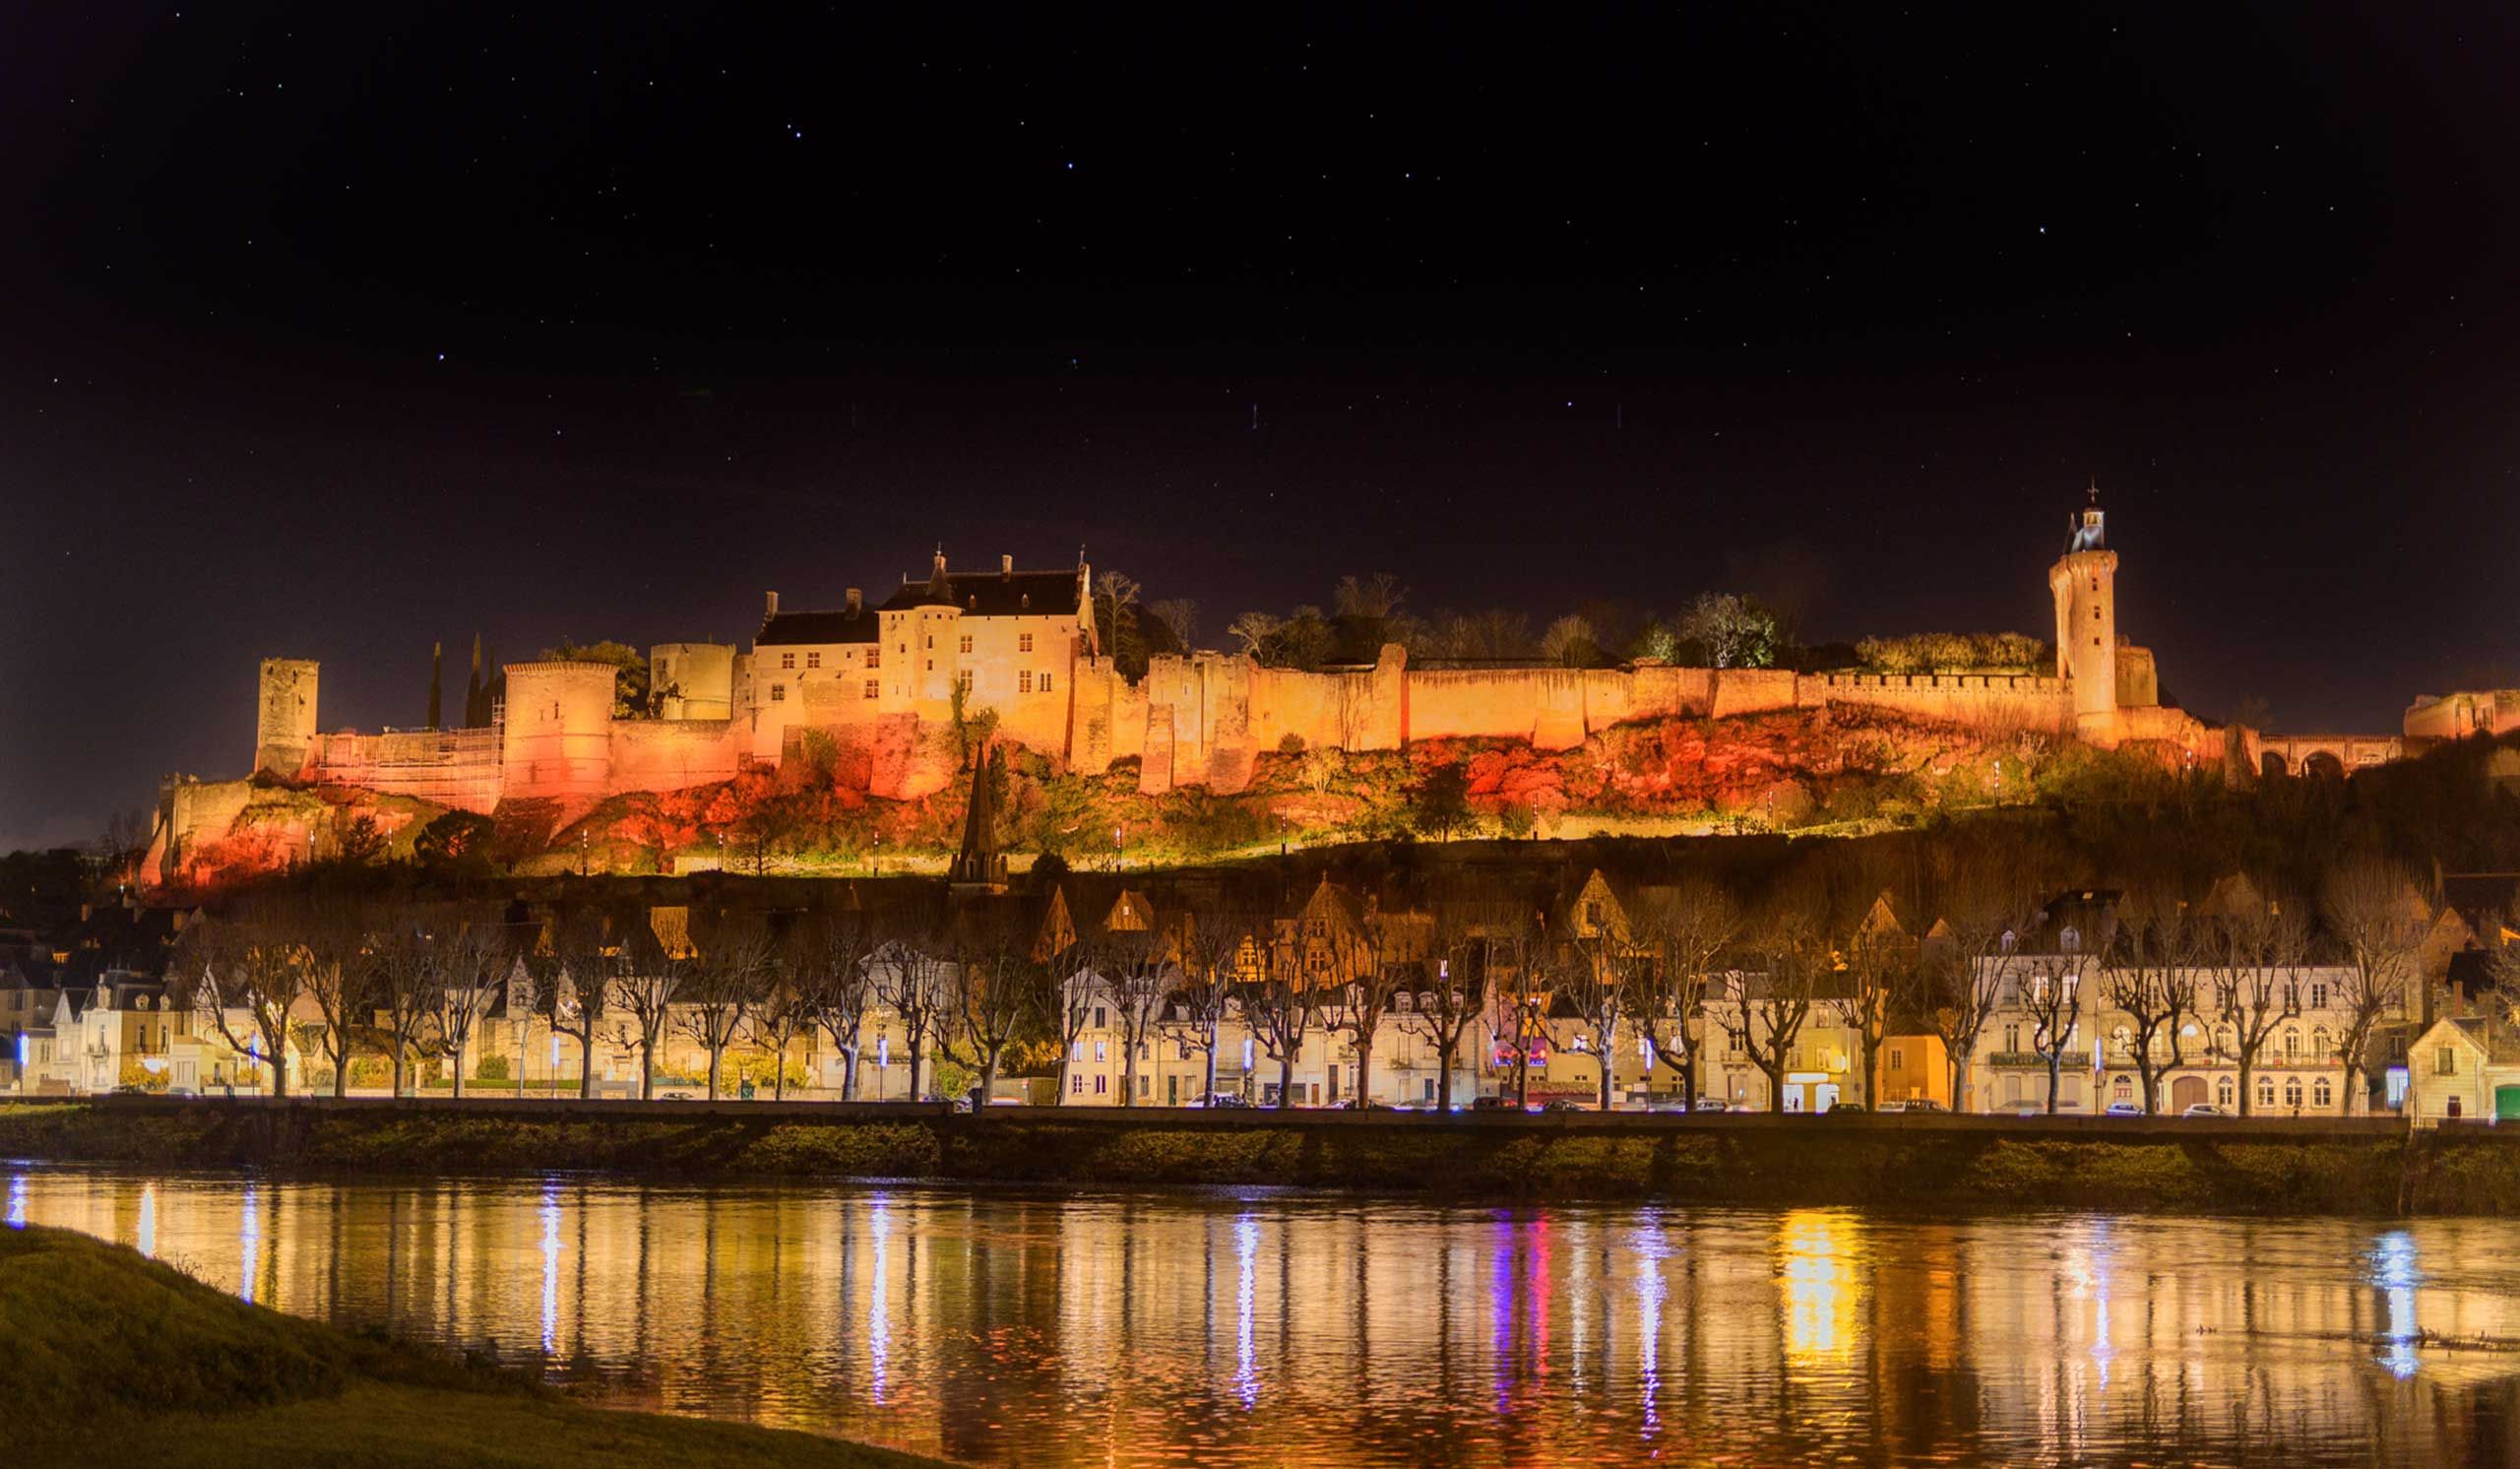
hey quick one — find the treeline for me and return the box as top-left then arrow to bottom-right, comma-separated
1101,568 -> 2048,677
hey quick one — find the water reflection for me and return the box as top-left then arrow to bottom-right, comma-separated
10,1165 -> 2520,1467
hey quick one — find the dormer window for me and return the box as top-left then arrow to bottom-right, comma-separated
2059,926 -> 2080,953
1999,929 -> 2017,953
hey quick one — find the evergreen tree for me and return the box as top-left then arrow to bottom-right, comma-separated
425,641 -> 443,730
463,633 -> 485,727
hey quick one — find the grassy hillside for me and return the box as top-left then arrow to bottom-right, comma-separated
0,1222 -> 954,1468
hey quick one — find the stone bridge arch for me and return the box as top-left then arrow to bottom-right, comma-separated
2247,733 -> 2403,780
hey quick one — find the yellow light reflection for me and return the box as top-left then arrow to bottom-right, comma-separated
1779,1209 -> 1858,1363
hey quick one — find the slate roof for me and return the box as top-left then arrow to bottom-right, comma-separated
880,568 -> 1083,617
755,606 -> 882,647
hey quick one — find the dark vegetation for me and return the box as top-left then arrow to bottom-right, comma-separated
6,1102 -> 2513,1214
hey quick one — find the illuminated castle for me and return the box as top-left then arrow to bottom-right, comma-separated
150,494 -> 2420,880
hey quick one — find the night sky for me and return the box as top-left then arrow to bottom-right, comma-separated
6,3 -> 2518,851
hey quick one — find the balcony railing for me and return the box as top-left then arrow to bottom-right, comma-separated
1986,1051 -> 2090,1069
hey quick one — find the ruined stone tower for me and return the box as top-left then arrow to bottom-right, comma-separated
2048,483 -> 2119,745
254,658 -> 319,777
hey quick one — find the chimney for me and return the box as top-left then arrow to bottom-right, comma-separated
766,590 -> 781,618
846,587 -> 862,613
1001,553 -> 1014,580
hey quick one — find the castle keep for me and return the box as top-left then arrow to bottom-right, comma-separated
151,492 -> 2433,878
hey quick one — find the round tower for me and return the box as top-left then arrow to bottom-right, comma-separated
500,661 -> 619,799
2048,483 -> 2119,745
254,658 -> 319,777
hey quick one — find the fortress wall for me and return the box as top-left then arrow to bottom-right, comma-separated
2117,704 -> 2221,759
1710,668 -> 1802,719
1798,671 -> 2076,734
2405,690 -> 2518,744
608,719 -> 744,794
154,778 -> 258,877
1242,664 -> 1343,751
311,729 -> 503,813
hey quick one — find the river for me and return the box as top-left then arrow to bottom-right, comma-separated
6,1166 -> 2515,1465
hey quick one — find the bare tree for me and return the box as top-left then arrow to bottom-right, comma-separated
1481,911 -> 1555,1108
1102,932 -> 1171,1108
2102,891 -> 2201,1114
1248,912 -> 1318,1109
602,918 -> 687,1101
1045,929 -> 1100,1104
1165,908 -> 1243,1104
2204,894 -> 2307,1117
369,915 -> 442,1098
944,912 -> 1041,1106
1405,908 -> 1500,1112
1831,919 -> 1905,1111
1322,926 -> 1403,1107
1716,915 -> 1824,1114
1912,848 -> 2036,1113
1149,598 -> 1200,652
1632,880 -> 1739,1111
1227,610 -> 1284,658
299,888 -> 377,1098
676,916 -> 771,1100
873,923 -> 953,1101
430,915 -> 508,1099
798,910 -> 875,1100
2009,947 -> 2088,1115
173,891 -> 317,1097
2320,855 -> 2425,1116
1567,923 -> 1638,1111
544,904 -> 621,1103
1332,572 -> 1407,621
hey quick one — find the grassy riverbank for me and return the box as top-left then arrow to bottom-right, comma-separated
0,1221 -> 952,1468
5,1098 -> 2515,1214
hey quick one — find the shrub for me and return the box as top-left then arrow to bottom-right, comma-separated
473,1054 -> 511,1082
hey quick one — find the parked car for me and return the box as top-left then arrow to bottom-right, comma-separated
2180,1103 -> 2230,1118
1194,1092 -> 1251,1109
1337,1099 -> 1395,1111
660,1089 -> 696,1101
1823,1101 -> 1866,1115
1537,1098 -> 1587,1114
2103,1101 -> 2146,1118
1901,1098 -> 1948,1113
1690,1098 -> 1731,1113
1470,1095 -> 1519,1112
921,1093 -> 974,1114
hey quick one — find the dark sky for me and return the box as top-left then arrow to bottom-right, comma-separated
6,2 -> 2518,851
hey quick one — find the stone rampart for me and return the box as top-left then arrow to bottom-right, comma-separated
1800,671 -> 2076,734
311,729 -> 503,813
608,719 -> 744,794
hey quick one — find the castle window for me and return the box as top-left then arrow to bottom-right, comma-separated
781,653 -> 795,670
770,683 -> 787,703
1040,672 -> 1052,692
863,679 -> 878,699
959,634 -> 973,655
867,647 -> 879,670
925,635 -> 933,649
958,670 -> 974,692
806,651 -> 822,670
1019,671 -> 1034,693
1020,632 -> 1034,653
